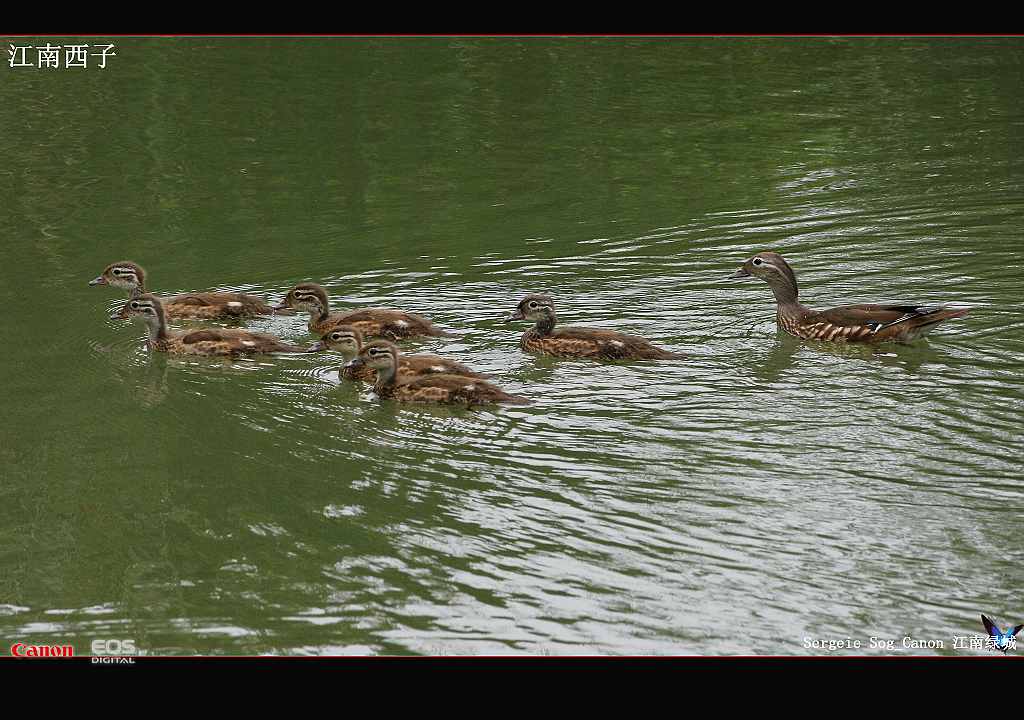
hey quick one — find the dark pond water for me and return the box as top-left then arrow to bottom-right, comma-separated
2,37 -> 1022,655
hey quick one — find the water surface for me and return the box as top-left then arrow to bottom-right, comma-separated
1,37 -> 1022,655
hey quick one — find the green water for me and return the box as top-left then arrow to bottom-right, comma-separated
2,37 -> 1022,655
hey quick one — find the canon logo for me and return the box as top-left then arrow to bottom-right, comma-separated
10,643 -> 75,657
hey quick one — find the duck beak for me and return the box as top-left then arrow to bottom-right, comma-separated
505,309 -> 525,322
729,267 -> 751,279
89,276 -> 107,286
343,357 -> 365,371
110,306 -> 129,320
272,301 -> 291,312
306,341 -> 325,353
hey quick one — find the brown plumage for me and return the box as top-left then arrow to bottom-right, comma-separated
505,294 -> 685,360
90,261 -> 282,319
115,294 -> 308,356
730,251 -> 970,344
274,282 -> 449,339
307,326 -> 487,383
346,341 -> 529,406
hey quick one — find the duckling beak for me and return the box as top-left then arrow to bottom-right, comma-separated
729,267 -> 751,279
272,302 -> 291,312
505,309 -> 525,322
110,307 -> 129,320
343,357 -> 365,371
306,341 -> 325,353
89,275 -> 107,286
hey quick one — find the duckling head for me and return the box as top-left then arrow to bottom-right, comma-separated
90,261 -> 146,294
275,282 -> 329,314
506,293 -> 555,323
308,325 -> 363,355
344,340 -> 399,378
113,292 -> 165,328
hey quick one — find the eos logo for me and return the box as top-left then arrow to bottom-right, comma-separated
91,639 -> 138,656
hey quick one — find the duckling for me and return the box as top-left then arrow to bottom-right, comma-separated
345,341 -> 529,406
729,251 -> 970,344
505,294 -> 685,360
90,261 -> 282,319
115,294 -> 309,356
308,326 -> 487,382
274,283 -> 449,339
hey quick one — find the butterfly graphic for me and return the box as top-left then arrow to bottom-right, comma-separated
981,614 -> 1023,653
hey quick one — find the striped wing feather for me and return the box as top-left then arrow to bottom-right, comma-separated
803,304 -> 969,341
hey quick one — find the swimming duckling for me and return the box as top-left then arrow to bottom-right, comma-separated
506,294 -> 685,360
116,294 -> 309,356
308,326 -> 486,382
90,261 -> 283,319
274,283 -> 449,339
345,340 -> 529,406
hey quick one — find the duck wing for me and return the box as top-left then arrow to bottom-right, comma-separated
400,354 -> 487,379
396,374 -> 529,405
164,291 -> 273,317
327,308 -> 449,339
805,303 -> 969,341
181,328 -> 305,353
552,327 -> 684,360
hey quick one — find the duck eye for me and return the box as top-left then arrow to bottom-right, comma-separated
130,301 -> 139,309
752,257 -> 763,266
528,302 -> 538,309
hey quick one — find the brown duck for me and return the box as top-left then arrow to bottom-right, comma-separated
345,340 -> 529,406
274,283 -> 449,339
308,326 -> 486,383
729,251 -> 970,344
90,261 -> 281,319
505,294 -> 685,360
115,294 -> 309,356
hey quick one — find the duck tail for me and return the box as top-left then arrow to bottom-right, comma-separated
648,348 -> 687,360
911,306 -> 970,331
426,325 -> 455,338
931,307 -> 970,322
502,393 -> 532,406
